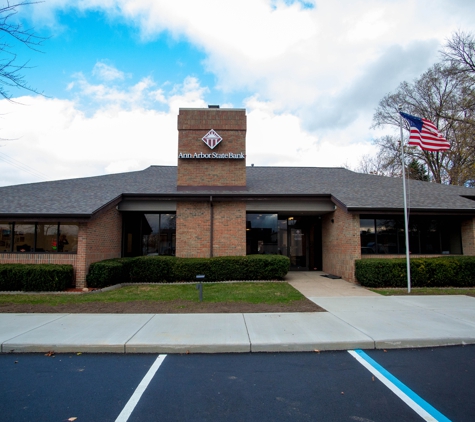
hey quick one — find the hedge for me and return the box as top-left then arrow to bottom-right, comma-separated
355,257 -> 475,288
170,255 -> 290,282
129,256 -> 175,283
86,254 -> 290,287
0,264 -> 74,291
86,257 -> 135,288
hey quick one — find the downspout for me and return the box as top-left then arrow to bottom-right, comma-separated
210,195 -> 214,258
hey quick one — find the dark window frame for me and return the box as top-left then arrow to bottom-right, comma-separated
0,222 -> 79,254
360,215 -> 463,255
122,212 -> 176,257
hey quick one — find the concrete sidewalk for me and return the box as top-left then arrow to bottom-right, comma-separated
1,273 -> 475,353
286,271 -> 380,297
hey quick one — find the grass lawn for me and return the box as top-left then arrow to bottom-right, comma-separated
0,282 -> 307,306
370,287 -> 475,297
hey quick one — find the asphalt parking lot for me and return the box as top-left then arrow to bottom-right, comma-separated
1,345 -> 474,422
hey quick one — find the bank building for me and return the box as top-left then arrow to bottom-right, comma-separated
1,107 -> 475,287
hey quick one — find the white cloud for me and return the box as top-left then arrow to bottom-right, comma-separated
6,0 -> 474,186
245,96 -> 378,168
167,76 -> 209,114
92,62 -> 127,81
0,74 -> 378,187
68,72 -> 158,110
32,0 -> 475,119
0,95 -> 178,186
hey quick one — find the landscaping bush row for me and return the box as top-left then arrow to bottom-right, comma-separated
355,257 -> 475,288
0,264 -> 74,291
86,255 -> 291,288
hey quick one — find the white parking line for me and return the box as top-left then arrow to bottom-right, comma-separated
349,350 -> 451,422
115,354 -> 167,422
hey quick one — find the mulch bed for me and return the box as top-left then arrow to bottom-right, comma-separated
0,298 -> 325,314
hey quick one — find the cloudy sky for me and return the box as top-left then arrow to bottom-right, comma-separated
0,0 -> 473,187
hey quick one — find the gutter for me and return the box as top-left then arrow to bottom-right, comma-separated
347,207 -> 475,215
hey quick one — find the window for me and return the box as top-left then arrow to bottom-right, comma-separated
376,218 -> 404,254
36,224 -> 58,252
0,222 -> 79,253
14,224 -> 35,252
360,216 -> 462,255
59,224 -> 79,253
0,223 -> 12,252
246,214 -> 278,254
360,219 -> 376,254
122,212 -> 176,257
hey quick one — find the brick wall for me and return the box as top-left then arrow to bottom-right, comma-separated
212,202 -> 246,256
176,201 -> 246,258
177,108 -> 246,187
321,206 -> 360,282
176,202 -> 211,258
77,206 -> 123,287
0,208 -> 123,288
461,217 -> 475,256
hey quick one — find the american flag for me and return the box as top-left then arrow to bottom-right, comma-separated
400,112 -> 450,151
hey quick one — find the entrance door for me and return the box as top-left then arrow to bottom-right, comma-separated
289,227 -> 306,269
278,216 -> 322,271
246,214 -> 322,271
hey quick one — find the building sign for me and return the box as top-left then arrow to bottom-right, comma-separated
179,152 -> 245,159
202,129 -> 222,149
178,129 -> 245,160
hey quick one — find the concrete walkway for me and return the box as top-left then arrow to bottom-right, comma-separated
1,272 -> 475,353
286,271 -> 380,297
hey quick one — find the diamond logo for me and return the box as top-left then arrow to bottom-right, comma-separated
202,129 -> 222,150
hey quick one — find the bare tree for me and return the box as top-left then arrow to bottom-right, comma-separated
0,1 -> 44,100
441,31 -> 475,74
357,136 -> 431,181
356,135 -> 403,177
370,63 -> 475,185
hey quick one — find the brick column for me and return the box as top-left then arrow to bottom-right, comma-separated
177,108 -> 246,187
321,206 -> 360,282
75,222 -> 88,287
77,207 -> 122,287
212,202 -> 246,256
176,202 -> 211,258
175,108 -> 247,258
461,217 -> 475,256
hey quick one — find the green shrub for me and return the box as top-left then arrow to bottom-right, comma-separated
85,254 -> 291,286
0,264 -> 24,291
169,255 -> 290,282
0,264 -> 73,291
246,255 -> 290,280
355,257 -> 475,288
128,256 -> 175,283
86,258 -> 133,288
171,258 -> 211,282
209,256 -> 251,281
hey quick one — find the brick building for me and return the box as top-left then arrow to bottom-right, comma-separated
1,107 -> 475,287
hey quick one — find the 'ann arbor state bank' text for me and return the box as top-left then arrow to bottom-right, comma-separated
179,152 -> 245,159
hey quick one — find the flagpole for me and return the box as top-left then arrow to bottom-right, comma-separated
399,107 -> 411,293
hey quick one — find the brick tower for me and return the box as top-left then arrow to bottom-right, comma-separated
177,107 -> 247,187
175,107 -> 247,258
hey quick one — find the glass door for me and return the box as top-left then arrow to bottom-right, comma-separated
248,214 -> 322,271
290,227 -> 306,269
278,217 -> 309,270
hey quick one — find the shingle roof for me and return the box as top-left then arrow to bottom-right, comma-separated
0,165 -> 474,217
246,167 -> 475,212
